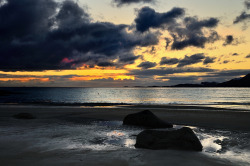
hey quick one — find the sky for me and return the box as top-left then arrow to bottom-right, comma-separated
0,0 -> 250,87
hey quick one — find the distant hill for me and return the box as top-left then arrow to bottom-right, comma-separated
172,73 -> 250,87
217,73 -> 250,87
173,84 -> 204,87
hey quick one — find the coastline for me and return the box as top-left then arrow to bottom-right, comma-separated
1,104 -> 250,166
1,104 -> 250,130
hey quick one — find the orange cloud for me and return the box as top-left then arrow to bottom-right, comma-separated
0,77 -> 50,82
69,75 -> 135,81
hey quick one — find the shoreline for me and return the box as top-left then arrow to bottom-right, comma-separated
1,104 -> 250,131
1,99 -> 250,110
1,102 -> 250,110
1,104 -> 250,165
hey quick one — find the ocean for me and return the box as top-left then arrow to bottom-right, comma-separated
1,87 -> 250,165
1,87 -> 250,109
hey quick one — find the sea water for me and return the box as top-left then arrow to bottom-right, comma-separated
1,87 -> 250,165
1,87 -> 250,109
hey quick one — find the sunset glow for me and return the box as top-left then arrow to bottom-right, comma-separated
0,0 -> 249,87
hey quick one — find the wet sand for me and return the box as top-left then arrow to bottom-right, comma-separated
1,104 -> 249,130
0,104 -> 250,166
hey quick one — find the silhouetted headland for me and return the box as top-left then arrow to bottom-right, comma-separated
123,74 -> 250,88
172,73 -> 250,87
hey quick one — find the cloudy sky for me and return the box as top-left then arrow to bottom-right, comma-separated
0,0 -> 250,87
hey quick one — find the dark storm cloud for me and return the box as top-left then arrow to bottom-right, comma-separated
97,62 -> 115,67
160,54 -> 215,67
234,1 -> 250,24
156,75 -> 202,85
0,0 -> 57,40
130,67 -> 215,77
170,17 -> 219,50
203,57 -> 216,65
165,38 -> 172,49
149,46 -> 156,54
113,0 -> 154,7
245,0 -> 250,9
171,31 -> 219,50
160,57 -> 179,65
223,35 -> 234,46
118,55 -> 141,64
232,53 -> 239,56
134,7 -> 219,50
177,53 -> 205,67
184,17 -> 219,29
137,61 -> 157,69
135,7 -> 185,32
0,73 -> 78,80
157,76 -> 198,81
0,0 -> 159,71
233,12 -> 250,24
209,69 -> 250,77
0,74 -> 42,78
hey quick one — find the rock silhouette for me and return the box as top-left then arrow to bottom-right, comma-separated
123,110 -> 173,128
135,127 -> 203,151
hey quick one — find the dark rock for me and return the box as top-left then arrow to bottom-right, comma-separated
135,127 -> 203,151
13,113 -> 35,119
123,110 -> 173,128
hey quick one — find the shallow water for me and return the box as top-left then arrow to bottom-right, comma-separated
0,118 -> 249,165
1,87 -> 250,110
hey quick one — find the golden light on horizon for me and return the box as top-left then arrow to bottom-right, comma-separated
0,68 -> 129,76
0,77 -> 50,82
69,75 -> 135,81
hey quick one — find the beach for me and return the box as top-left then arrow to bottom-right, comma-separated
1,104 -> 250,166
1,0 -> 250,165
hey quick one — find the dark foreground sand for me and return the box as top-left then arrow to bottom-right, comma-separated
1,104 -> 249,130
0,104 -> 250,166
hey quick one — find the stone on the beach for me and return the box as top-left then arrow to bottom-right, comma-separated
123,110 -> 173,128
13,113 -> 35,119
135,127 -> 203,151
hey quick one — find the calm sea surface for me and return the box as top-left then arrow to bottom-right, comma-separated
1,87 -> 250,109
1,87 -> 250,165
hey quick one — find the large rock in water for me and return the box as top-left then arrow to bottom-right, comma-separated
135,127 -> 203,151
13,113 -> 35,119
123,110 -> 173,128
